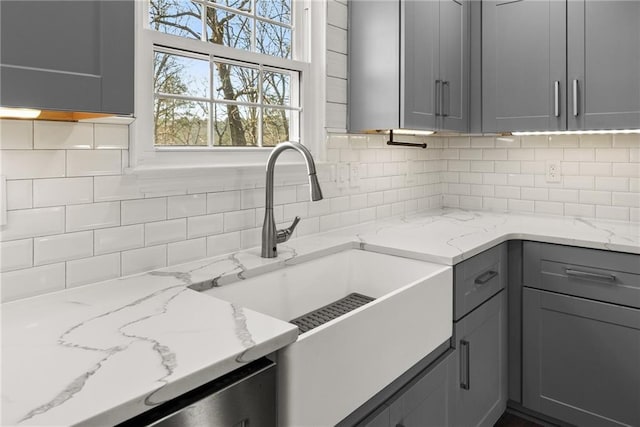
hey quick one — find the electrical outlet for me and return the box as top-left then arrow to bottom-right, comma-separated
349,163 -> 360,188
337,163 -> 349,188
546,161 -> 562,183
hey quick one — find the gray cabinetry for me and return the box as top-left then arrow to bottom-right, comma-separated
482,0 -> 566,133
522,242 -> 640,426
0,0 -> 134,115
349,0 -> 469,133
358,351 -> 455,427
567,1 -> 640,131
483,0 -> 640,133
451,291 -> 508,427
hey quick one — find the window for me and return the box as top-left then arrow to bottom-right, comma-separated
148,0 -> 301,148
131,0 -> 324,171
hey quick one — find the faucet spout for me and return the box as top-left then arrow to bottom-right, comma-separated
262,142 -> 323,258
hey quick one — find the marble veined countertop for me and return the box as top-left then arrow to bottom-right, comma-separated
2,209 -> 639,426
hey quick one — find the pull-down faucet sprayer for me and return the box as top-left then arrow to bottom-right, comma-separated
261,141 -> 323,258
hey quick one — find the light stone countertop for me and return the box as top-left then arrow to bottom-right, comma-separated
2,208 -> 638,426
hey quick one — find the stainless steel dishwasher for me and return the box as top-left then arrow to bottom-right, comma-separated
118,358 -> 275,427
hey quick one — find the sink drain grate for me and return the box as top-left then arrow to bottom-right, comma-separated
290,293 -> 375,333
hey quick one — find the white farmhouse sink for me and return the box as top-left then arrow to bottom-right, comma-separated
201,248 -> 452,426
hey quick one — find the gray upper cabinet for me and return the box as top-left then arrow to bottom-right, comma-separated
0,0 -> 134,115
349,0 -> 470,133
482,0 -> 566,133
567,1 -> 640,130
483,0 -> 640,133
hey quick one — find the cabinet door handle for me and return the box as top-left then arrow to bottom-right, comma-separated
460,339 -> 470,390
553,81 -> 560,117
566,268 -> 616,283
474,270 -> 498,285
572,79 -> 579,117
442,81 -> 450,117
435,80 -> 442,116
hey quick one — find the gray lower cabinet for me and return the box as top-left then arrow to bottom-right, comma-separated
522,242 -> 640,426
451,290 -> 508,427
0,0 -> 134,115
523,288 -> 640,427
358,351 -> 456,427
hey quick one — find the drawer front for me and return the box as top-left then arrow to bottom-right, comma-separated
523,241 -> 640,309
454,243 -> 507,320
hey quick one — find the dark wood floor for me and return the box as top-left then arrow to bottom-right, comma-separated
494,412 -> 543,427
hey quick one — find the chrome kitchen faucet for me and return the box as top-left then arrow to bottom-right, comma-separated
261,141 -> 323,258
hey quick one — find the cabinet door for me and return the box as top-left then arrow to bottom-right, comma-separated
402,0 -> 440,130
523,288 -> 640,427
439,0 -> 470,133
482,0 -> 566,132
388,351 -> 455,427
451,290 -> 507,427
567,1 -> 640,130
0,0 -> 134,114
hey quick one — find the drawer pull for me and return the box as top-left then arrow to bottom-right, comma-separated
474,270 -> 498,285
460,340 -> 470,390
566,268 -> 616,283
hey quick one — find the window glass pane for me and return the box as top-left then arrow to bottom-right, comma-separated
154,52 -> 210,98
206,7 -> 251,51
263,108 -> 290,146
210,0 -> 252,13
149,0 -> 202,40
257,0 -> 291,24
257,22 -> 291,58
213,103 -> 258,146
154,98 -> 209,146
262,71 -> 290,106
213,62 -> 259,104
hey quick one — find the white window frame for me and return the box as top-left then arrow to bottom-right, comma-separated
129,0 -> 326,175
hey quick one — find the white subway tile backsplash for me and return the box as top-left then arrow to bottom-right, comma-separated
34,231 -> 93,265
67,150 -> 121,176
448,160 -> 471,172
187,213 -> 223,238
507,174 -> 534,187
283,202 -> 309,221
565,203 -> 595,217
579,162 -> 611,176
612,192 -> 640,208
1,150 -> 66,179
67,201 -> 120,232
206,232 -> 241,257
241,227 -> 261,249
1,207 -> 65,241
223,209 -> 255,232
595,177 -> 629,192
521,187 -> 548,201
1,239 -> 33,272
483,197 -> 508,211
507,199 -> 534,213
595,148 -> 629,162
563,176 -> 594,190
564,148 -> 594,162
121,245 -> 167,276
168,238 -> 207,266
612,133 -> 640,147
121,198 -> 167,225
208,191 -> 241,213
548,135 -> 579,147
447,137 -> 471,148
470,161 -> 494,173
579,190 -> 612,205
460,196 -> 483,210
613,163 -> 640,178
471,137 -> 495,148
1,263 -> 65,302
66,253 -> 120,288
495,136 -> 520,148
520,136 -> 548,148
34,121 -> 93,149
495,186 -> 520,199
168,194 -> 206,219
6,180 -> 32,210
33,177 -> 93,207
327,25 -> 347,54
581,134 -> 612,148
549,188 -> 579,203
596,206 -> 629,222
508,149 -> 534,161
94,175 -> 142,201
94,124 -> 129,149
328,0 -> 348,28
1,119 -> 33,149
146,219 -> 186,246
534,201 -> 563,215
95,224 -> 144,255
327,51 -> 347,79
534,148 -> 563,160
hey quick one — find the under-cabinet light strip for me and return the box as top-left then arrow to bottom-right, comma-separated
512,129 -> 640,136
